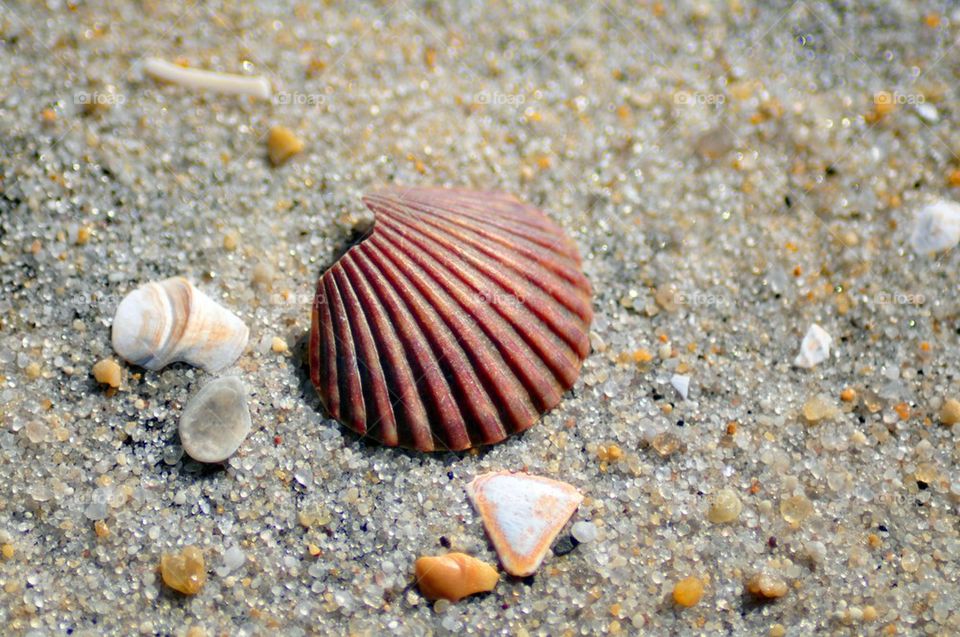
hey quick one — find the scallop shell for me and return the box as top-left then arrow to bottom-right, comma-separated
309,186 -> 593,451
112,277 -> 249,373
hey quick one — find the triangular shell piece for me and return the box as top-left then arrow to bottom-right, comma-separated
466,471 -> 583,577
309,186 -> 593,451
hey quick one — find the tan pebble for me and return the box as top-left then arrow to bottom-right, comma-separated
746,572 -> 788,599
780,494 -> 814,525
707,488 -> 742,524
41,108 -> 57,123
223,232 -> 239,251
94,520 -> 110,538
92,358 -> 122,388
24,420 -> 49,444
271,337 -> 289,354
873,91 -> 895,117
863,606 -> 878,622
267,125 -> 304,166
414,553 -> 499,602
185,627 -> 207,637
252,262 -> 275,289
654,285 -> 678,312
940,398 -> 960,426
1,544 -> 13,559
651,431 -> 682,457
307,543 -> 321,557
25,362 -> 41,380
840,387 -> 857,402
160,546 -> 206,595
76,226 -> 92,245
802,394 -> 840,423
672,576 -> 704,607
298,511 -> 315,528
769,624 -> 786,637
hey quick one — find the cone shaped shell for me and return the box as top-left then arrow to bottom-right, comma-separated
466,471 -> 583,577
309,186 -> 593,451
111,277 -> 248,373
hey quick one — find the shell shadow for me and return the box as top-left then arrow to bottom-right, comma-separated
315,220 -> 375,276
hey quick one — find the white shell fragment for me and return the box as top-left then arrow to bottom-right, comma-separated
910,200 -> 960,254
670,374 -> 690,400
144,57 -> 271,99
111,277 -> 249,373
179,376 -> 251,463
466,471 -> 583,577
794,323 -> 832,369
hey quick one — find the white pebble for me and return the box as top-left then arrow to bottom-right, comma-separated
216,545 -> 246,576
179,376 -> 251,463
910,200 -> 960,254
794,323 -> 832,369
670,374 -> 690,400
915,102 -> 939,123
571,520 -> 598,543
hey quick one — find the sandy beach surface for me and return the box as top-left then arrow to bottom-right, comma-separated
2,1 -> 960,635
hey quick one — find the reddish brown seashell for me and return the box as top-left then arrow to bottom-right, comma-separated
309,186 -> 593,451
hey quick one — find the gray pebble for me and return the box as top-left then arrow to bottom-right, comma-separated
179,376 -> 251,463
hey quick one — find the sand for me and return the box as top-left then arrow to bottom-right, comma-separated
2,1 -> 959,635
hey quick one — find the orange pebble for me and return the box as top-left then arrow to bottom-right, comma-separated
894,402 -> 910,421
414,553 -> 499,602
672,576 -> 704,607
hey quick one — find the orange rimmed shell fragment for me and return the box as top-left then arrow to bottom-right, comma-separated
466,471 -> 583,577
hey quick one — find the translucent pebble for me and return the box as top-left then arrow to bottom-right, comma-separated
780,495 -> 814,525
707,488 -> 742,524
802,395 -> 840,423
160,546 -> 206,595
571,521 -> 599,543
746,572 -> 788,599
24,421 -> 49,444
652,432 -> 682,457
84,488 -> 112,520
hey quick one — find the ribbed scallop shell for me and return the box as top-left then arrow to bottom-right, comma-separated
309,186 -> 593,451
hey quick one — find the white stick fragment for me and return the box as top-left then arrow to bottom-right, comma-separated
143,57 -> 271,99
794,323 -> 832,369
